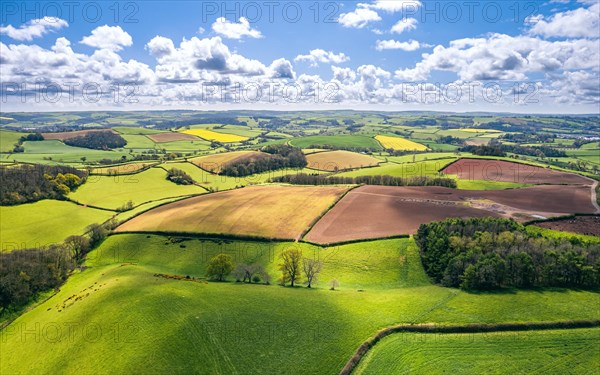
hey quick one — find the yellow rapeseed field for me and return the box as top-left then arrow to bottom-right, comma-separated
180,129 -> 248,143
375,135 -> 428,151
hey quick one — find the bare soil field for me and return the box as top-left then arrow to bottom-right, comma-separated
190,151 -> 268,173
534,216 -> 600,237
442,158 -> 591,185
147,132 -> 199,143
306,150 -> 381,171
475,185 -> 595,214
305,185 -> 597,244
42,129 -> 116,140
116,185 -> 349,240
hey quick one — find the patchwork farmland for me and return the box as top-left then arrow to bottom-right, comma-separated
1,111 -> 599,374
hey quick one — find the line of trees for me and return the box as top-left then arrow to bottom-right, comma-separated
205,248 -> 323,288
0,164 -> 87,205
0,220 -> 115,311
219,145 -> 307,177
459,144 -> 566,158
271,173 -> 457,188
415,218 -> 600,290
64,131 -> 127,150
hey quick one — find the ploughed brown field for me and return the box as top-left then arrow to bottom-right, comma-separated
146,132 -> 200,143
305,184 -> 597,244
116,185 -> 349,240
442,158 -> 592,185
305,150 -> 381,171
534,216 -> 600,237
189,151 -> 268,173
42,129 -> 116,140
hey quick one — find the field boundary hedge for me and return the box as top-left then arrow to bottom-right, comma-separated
341,320 -> 600,375
300,234 -> 411,248
112,230 -> 297,243
88,162 -> 160,176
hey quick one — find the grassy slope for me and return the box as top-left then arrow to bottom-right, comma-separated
355,328 -> 600,374
8,140 -> 130,164
112,127 -> 166,135
289,135 -> 383,150
120,134 -> 156,149
0,129 -> 22,152
69,167 -> 205,210
154,139 -> 212,152
0,200 -> 114,250
2,235 -> 598,374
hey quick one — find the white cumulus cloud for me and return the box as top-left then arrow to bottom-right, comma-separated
0,17 -> 68,41
528,3 -> 599,38
391,18 -> 417,34
211,17 -> 262,39
295,49 -> 350,66
338,7 -> 382,28
80,25 -> 133,51
376,39 -> 427,51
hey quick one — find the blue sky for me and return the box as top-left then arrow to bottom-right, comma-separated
1,1 -> 599,112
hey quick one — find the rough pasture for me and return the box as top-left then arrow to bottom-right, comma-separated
146,132 -> 199,143
190,151 -> 267,173
41,129 -> 116,140
442,158 -> 592,185
116,185 -> 349,240
306,150 -> 381,171
305,184 -> 597,244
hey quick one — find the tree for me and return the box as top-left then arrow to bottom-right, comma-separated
207,254 -> 233,282
87,223 -> 108,247
329,279 -> 339,291
302,258 -> 322,288
233,263 -> 256,283
64,235 -> 91,262
279,248 -> 302,287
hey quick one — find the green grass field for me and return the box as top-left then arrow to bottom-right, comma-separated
289,135 -> 383,150
120,134 -> 156,149
69,167 -> 205,210
10,140 -> 130,164
154,139 -> 212,152
335,158 -> 456,178
112,127 -> 166,135
455,179 -> 531,190
0,129 -> 22,152
0,200 -> 114,250
355,328 -> 600,374
2,234 -> 598,374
